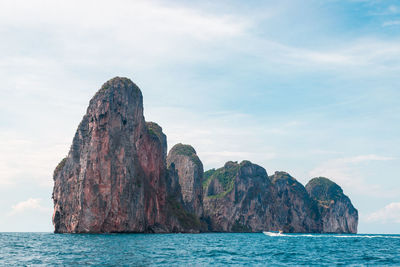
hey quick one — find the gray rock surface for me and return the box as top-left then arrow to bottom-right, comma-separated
270,172 -> 321,233
306,177 -> 358,233
167,144 -> 204,218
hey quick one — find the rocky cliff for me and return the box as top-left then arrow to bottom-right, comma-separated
306,177 -> 358,233
201,163 -> 322,233
52,76 -> 358,234
52,77 -> 170,233
202,161 -> 276,232
270,172 -> 321,233
167,144 -> 204,218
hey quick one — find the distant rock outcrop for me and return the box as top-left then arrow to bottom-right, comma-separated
202,161 -> 276,232
202,164 -> 322,233
52,77 -> 358,234
270,172 -> 321,233
167,144 -> 204,218
306,177 -> 358,233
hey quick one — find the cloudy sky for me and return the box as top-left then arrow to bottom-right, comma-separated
0,0 -> 399,233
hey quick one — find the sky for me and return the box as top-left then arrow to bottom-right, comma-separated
0,0 -> 399,233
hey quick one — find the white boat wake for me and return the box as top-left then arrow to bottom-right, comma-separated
262,232 -> 400,239
263,231 -> 286,237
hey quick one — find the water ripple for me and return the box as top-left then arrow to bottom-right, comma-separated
0,233 -> 399,266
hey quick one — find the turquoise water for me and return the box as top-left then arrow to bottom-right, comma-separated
1,233 -> 399,266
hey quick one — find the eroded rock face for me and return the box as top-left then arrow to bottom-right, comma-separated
306,177 -> 358,233
203,161 -> 276,232
202,163 -> 324,233
270,172 -> 321,233
52,76 -> 358,234
164,162 -> 206,233
52,77 -> 169,233
166,144 -> 204,218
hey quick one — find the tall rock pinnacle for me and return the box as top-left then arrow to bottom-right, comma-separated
52,77 -> 169,233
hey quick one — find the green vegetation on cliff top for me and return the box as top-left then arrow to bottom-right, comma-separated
202,169 -> 216,188
53,157 -> 67,177
307,177 -> 343,207
169,143 -> 202,169
170,143 -> 196,156
203,161 -> 240,199
146,122 -> 164,143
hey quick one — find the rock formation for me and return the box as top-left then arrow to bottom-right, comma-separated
306,177 -> 358,233
202,164 -> 322,233
52,76 -> 358,234
52,77 -> 169,233
167,144 -> 204,217
164,144 -> 206,233
202,161 -> 276,232
270,172 -> 321,233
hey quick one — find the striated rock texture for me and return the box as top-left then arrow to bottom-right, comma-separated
164,166 -> 206,233
52,77 -> 169,233
167,144 -> 204,218
52,76 -> 358,234
270,172 -> 321,233
306,177 -> 358,233
202,161 -> 277,232
202,162 -> 323,233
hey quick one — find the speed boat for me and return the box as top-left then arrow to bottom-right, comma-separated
263,230 -> 283,236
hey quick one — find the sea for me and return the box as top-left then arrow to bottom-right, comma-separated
1,232 -> 399,266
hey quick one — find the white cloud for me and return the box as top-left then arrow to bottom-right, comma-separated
0,0 -> 249,69
337,154 -> 395,164
0,131 -> 69,187
0,0 -> 247,39
8,198 -> 51,216
367,202 -> 400,223
2,0 -> 400,77
309,154 -> 397,198
383,20 -> 400,26
287,39 -> 400,71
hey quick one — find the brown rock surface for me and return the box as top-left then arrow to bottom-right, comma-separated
52,77 -> 169,233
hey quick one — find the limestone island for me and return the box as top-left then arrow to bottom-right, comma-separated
52,77 -> 358,234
